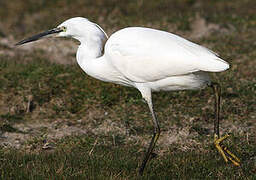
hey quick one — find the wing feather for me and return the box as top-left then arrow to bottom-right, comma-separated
105,27 -> 229,82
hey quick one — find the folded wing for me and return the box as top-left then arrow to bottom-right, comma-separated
105,27 -> 229,82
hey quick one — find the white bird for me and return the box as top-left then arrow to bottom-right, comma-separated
16,17 -> 240,175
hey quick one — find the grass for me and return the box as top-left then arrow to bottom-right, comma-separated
1,135 -> 255,179
0,0 -> 256,179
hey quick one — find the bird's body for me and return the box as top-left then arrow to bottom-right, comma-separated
72,19 -> 228,94
16,17 -> 240,175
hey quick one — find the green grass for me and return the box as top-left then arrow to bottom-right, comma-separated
0,0 -> 256,179
1,135 -> 255,179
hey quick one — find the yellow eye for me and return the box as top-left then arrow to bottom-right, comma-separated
61,26 -> 67,32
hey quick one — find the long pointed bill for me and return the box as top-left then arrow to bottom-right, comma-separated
15,27 -> 63,46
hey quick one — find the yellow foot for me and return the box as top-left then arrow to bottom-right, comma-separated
214,134 -> 240,166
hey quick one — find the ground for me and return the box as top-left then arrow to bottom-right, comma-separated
0,0 -> 255,179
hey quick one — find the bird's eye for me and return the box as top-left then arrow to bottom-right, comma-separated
61,26 -> 67,32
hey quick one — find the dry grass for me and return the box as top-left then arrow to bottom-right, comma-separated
0,0 -> 255,178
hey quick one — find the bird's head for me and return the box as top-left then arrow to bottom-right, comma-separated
16,17 -> 107,46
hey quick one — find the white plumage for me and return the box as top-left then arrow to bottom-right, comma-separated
56,18 -> 229,94
106,27 -> 228,82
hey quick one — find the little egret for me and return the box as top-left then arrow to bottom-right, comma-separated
16,17 -> 240,175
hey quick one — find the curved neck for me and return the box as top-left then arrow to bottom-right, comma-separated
77,42 -> 103,60
74,23 -> 113,82
75,33 -> 130,86
75,23 -> 107,60
76,42 -> 106,81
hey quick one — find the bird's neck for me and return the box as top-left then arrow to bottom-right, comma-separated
75,25 -> 111,81
76,25 -> 107,61
76,41 -> 108,81
77,42 -> 103,60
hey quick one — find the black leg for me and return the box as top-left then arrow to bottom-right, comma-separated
210,82 -> 240,166
139,100 -> 160,176
211,82 -> 221,138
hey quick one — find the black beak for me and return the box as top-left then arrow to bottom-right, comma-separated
15,27 -> 63,46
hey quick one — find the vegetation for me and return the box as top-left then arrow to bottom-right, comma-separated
0,0 -> 255,179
